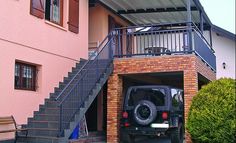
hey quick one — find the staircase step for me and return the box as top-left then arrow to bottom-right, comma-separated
39,107 -> 60,114
27,128 -> 58,137
21,57 -> 112,142
69,138 -> 105,143
49,93 -> 58,99
34,111 -> 59,117
38,107 -> 77,115
28,120 -> 60,129
88,131 -> 105,137
34,113 -> 59,121
44,98 -> 58,104
69,134 -> 105,143
17,134 -> 59,143
44,99 -> 80,109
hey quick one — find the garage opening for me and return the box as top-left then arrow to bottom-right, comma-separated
198,73 -> 210,90
122,72 -> 184,96
120,72 -> 184,142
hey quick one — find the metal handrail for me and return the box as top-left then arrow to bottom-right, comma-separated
55,32 -> 113,101
56,31 -> 115,136
114,22 -> 211,48
113,21 -> 212,52
132,28 -> 189,35
113,21 -> 191,30
58,36 -> 113,105
191,23 -> 214,52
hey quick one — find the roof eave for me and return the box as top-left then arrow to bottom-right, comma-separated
212,25 -> 236,41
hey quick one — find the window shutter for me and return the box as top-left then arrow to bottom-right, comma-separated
68,0 -> 79,34
30,0 -> 45,19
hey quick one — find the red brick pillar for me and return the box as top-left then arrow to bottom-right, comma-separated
184,69 -> 198,143
107,74 -> 122,143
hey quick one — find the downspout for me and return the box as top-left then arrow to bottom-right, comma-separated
209,26 -> 213,47
200,10 -> 204,33
187,0 -> 193,51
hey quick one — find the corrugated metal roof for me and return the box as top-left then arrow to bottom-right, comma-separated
101,0 -> 192,10
100,0 -> 200,25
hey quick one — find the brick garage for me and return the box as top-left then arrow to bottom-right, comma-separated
106,55 -> 216,143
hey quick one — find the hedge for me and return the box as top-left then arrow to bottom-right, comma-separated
187,78 -> 235,143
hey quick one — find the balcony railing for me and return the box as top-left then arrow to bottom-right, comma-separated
112,22 -> 216,71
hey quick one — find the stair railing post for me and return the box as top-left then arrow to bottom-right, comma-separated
81,78 -> 83,104
59,105 -> 62,137
96,57 -> 99,82
109,32 -> 113,59
118,29 -> 121,57
187,0 -> 193,52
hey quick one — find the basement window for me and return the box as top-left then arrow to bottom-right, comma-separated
15,62 -> 37,91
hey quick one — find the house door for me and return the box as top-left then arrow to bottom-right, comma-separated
108,15 -> 123,56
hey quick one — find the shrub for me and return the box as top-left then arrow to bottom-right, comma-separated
186,78 -> 236,143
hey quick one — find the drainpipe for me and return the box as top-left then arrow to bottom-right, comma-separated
200,10 -> 204,33
187,0 -> 192,51
209,26 -> 213,47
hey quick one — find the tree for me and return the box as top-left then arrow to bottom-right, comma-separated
187,78 -> 235,143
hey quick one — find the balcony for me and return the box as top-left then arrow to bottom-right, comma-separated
111,22 -> 216,71
98,0 -> 216,71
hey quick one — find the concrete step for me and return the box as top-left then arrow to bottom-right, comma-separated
28,120 -> 60,129
27,128 -> 58,137
88,131 -> 105,137
49,93 -> 58,99
34,113 -> 59,121
43,99 -> 81,109
69,137 -> 105,143
69,131 -> 106,143
17,134 -> 59,143
22,61 -> 112,142
33,111 -> 59,118
39,107 -> 60,114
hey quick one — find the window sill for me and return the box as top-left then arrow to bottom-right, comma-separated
45,20 -> 67,31
14,89 -> 39,94
15,88 -> 36,92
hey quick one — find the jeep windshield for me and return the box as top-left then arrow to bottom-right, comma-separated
125,86 -> 168,109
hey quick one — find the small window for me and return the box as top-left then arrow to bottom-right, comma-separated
15,62 -> 37,91
45,0 -> 63,26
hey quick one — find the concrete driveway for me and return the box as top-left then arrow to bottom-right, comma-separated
135,137 -> 171,143
130,136 -> 185,143
135,136 -> 171,143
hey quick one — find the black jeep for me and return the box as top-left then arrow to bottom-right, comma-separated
120,85 -> 184,143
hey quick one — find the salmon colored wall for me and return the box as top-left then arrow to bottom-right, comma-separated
89,4 -> 130,45
0,0 -> 89,124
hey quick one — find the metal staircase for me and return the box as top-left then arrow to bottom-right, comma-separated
17,33 -> 115,143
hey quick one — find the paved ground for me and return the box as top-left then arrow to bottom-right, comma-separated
127,136 -> 185,143
135,136 -> 171,143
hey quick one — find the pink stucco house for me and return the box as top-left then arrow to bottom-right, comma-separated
0,0 -> 234,143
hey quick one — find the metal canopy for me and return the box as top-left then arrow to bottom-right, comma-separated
99,0 -> 211,26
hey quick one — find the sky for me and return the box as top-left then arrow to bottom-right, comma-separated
200,0 -> 235,34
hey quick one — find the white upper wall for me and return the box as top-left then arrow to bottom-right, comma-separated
212,31 -> 236,79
